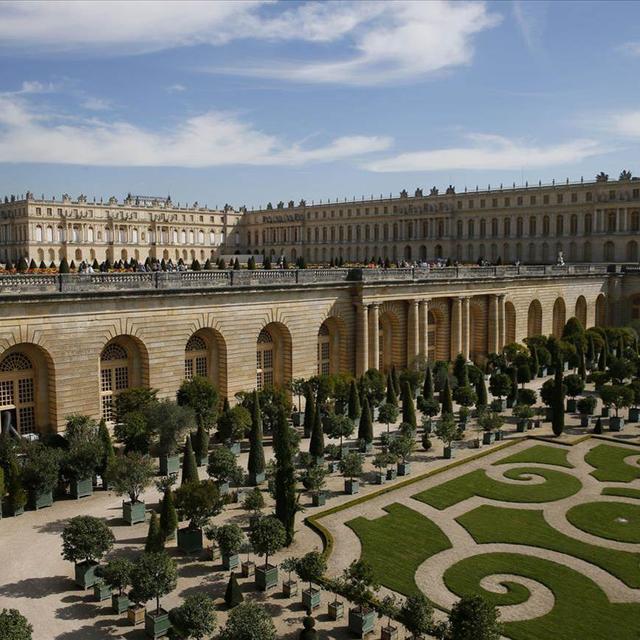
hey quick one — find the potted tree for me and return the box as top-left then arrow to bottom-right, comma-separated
63,415 -> 102,499
600,384 -> 634,431
207,446 -> 243,495
250,515 -> 286,591
290,378 -> 307,426
339,451 -> 363,495
629,380 -> 640,423
489,373 -> 512,412
174,479 -> 224,554
157,477 -> 178,542
418,397 -> 440,434
372,452 -> 391,485
240,542 -> 255,578
247,390 -> 266,485
325,413 -> 355,460
3,454 -> 26,517
150,400 -> 194,476
130,551 -> 177,639
378,402 -> 399,435
389,434 -> 415,476
217,405 -> 251,455
513,404 -> 535,432
213,523 -> 244,570
177,375 -> 219,450
344,560 -> 379,637
326,577 -> 345,621
435,413 -> 458,459
303,464 -> 328,506
324,444 -> 341,473
477,410 -> 505,445
241,487 -> 265,529
399,593 -> 433,640
101,557 -> 134,615
564,374 -> 585,413
297,550 -> 327,613
577,396 -> 598,428
21,443 -> 61,510
378,594 -> 400,640
453,385 -> 477,428
281,557 -> 299,598
170,593 -> 217,640
61,515 -> 115,589
107,452 -> 155,525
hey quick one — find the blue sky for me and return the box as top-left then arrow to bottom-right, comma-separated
0,0 -> 639,209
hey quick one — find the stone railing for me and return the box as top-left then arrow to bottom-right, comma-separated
0,263 -> 610,296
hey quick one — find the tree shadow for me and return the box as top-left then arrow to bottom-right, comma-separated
54,618 -> 139,640
34,518 -> 70,535
0,575 -> 73,598
55,599 -> 101,620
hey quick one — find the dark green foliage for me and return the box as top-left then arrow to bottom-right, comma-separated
447,595 -> 502,640
303,387 -> 316,434
21,443 -> 61,495
207,446 -> 243,484
309,402 -> 325,459
295,551 -> 327,591
299,616 -> 318,640
552,368 -> 565,436
401,381 -> 417,429
97,419 -> 115,477
440,376 -> 453,415
342,560 -> 380,610
159,484 -> 178,541
476,375 -> 488,408
58,257 -> 70,273
399,593 -> 433,637
145,511 -> 164,553
181,436 -> 199,486
378,402 -> 399,430
248,390 -> 265,477
507,367 -> 518,404
101,557 -> 133,595
130,551 -> 177,614
391,365 -> 401,396
517,388 -> 537,406
594,417 -> 603,434
114,411 -> 151,454
219,602 -> 276,640
174,480 -> 224,530
16,257 -> 28,273
115,387 -> 158,422
5,457 -> 26,514
348,379 -> 361,420
170,593 -> 217,639
249,515 -> 286,566
217,405 -> 251,442
453,385 -> 478,408
224,572 -> 244,608
564,373 -> 585,398
360,369 -> 386,408
192,423 -> 210,465
149,400 -> 195,457
273,407 -> 298,545
489,373 -> 511,400
0,608 -> 33,640
106,451 -> 155,503
177,376 -> 219,429
386,372 -> 398,406
61,515 -> 115,563
599,384 -> 635,416
423,365 -> 434,400
358,396 -> 374,443
191,259 -> 201,271
63,415 -> 103,480
454,354 -> 468,386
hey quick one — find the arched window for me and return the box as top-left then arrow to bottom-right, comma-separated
35,225 -> 43,242
88,227 -> 94,242
185,335 -> 208,380
256,329 -> 274,390
480,219 -> 486,238
570,215 -> 578,235
631,211 -> 640,232
529,217 -> 537,236
46,226 -> 53,242
556,215 -> 563,235
516,217 -> 523,237
317,324 -> 331,376
491,218 -> 498,237
584,214 -> 593,235
604,241 -> 615,261
0,352 -> 35,435
607,211 -> 617,233
542,216 -> 550,236
100,343 -> 129,422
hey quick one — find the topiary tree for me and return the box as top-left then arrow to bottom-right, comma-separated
145,511 -> 164,553
400,592 -> 433,639
273,406 -> 298,545
157,478 -> 178,541
249,515 -> 286,569
454,354 -> 468,387
440,376 -> 453,415
309,402 -> 325,461
564,373 -> 585,399
192,423 -> 210,467
423,365 -> 435,400
114,411 -> 152,455
101,557 -> 133,596
339,451 -> 363,480
219,602 -> 276,640
348,379 -> 362,420
295,550 -> 327,593
475,375 -> 488,408
552,368 -> 565,436
358,396 -> 374,444
97,418 -> 115,481
174,479 -> 224,531
20,442 -> 61,498
303,386 -> 316,437
342,560 -> 379,614
170,593 -> 217,640
129,551 -> 177,616
489,373 -> 511,403
218,405 -> 251,444
517,388 -> 537,407
61,516 -> 115,566
324,412 -> 355,450
4,457 -> 26,515
378,402 -> 399,433
401,381 -> 417,430
0,608 -> 33,640
360,369 -> 386,408
177,376 -> 219,430
453,385 -> 477,411
389,434 -> 415,464
435,413 -> 458,452
106,452 -> 155,504
214,523 -> 245,560
600,384 -> 634,417
181,435 -> 200,486
207,446 -> 243,486
447,595 -> 502,640
248,390 -> 265,483
224,572 -> 244,608
386,372 -> 398,406
147,399 -> 195,458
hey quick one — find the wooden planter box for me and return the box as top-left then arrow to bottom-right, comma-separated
222,553 -> 239,570
112,593 -> 130,614
580,415 -> 593,428
610,417 -> 625,431
283,579 -> 298,598
74,560 -> 99,589
292,411 -> 304,427
248,471 -> 265,486
629,407 -> 640,423
493,398 -> 507,412
28,489 -> 53,510
566,398 -> 577,413
70,477 -> 93,499
482,431 -> 495,445
241,560 -> 255,578
397,462 -> 411,476
538,367 -> 548,377
381,625 -> 399,640
374,472 -> 386,485
312,492 -> 326,507
386,467 -> 397,481
328,600 -> 344,620
443,446 -> 455,459
345,479 -> 359,495
601,406 -> 610,418
128,604 -> 146,626
93,580 -> 112,602
348,607 -> 376,638
302,587 -> 321,612
225,441 -> 241,455
123,500 -> 146,525
255,564 -> 278,591
159,454 -> 179,476
145,608 -> 171,639
423,419 -> 433,434
177,527 -> 203,554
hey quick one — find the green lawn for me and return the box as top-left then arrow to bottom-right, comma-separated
603,487 -> 640,500
345,502 -> 452,596
456,504 -> 640,587
494,444 -> 573,468
444,552 -> 640,640
412,467 -> 582,510
566,501 -> 640,543
585,444 -> 640,482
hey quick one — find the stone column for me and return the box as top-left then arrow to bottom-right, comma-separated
462,297 -> 471,360
498,294 -> 507,349
355,302 -> 369,377
407,299 -> 420,368
450,297 -> 463,360
418,299 -> 429,361
368,303 -> 380,371
488,294 -> 500,354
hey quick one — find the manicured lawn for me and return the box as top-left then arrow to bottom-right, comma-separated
444,552 -> 640,640
566,501 -> 640,543
494,444 -> 573,468
456,504 -> 640,587
346,502 -> 452,596
603,487 -> 640,500
585,444 -> 640,482
413,467 -> 581,510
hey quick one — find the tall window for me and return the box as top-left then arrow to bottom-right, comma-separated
317,324 -> 331,376
100,343 -> 129,422
0,352 -> 35,435
256,329 -> 274,390
185,335 -> 208,380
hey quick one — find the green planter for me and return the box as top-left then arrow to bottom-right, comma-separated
328,600 -> 344,620
580,415 -> 593,428
145,608 -> 171,639
93,580 -> 112,602
112,593 -> 130,614
601,406 -> 610,418
443,446 -> 455,459
241,560 -> 256,578
312,492 -> 326,507
495,429 -> 504,441
225,441 -> 241,455
70,477 -> 93,499
566,398 -> 577,413
177,527 -> 203,554
374,472 -> 386,485
222,553 -> 239,570
381,625 -> 399,640
302,587 -> 321,612
283,579 -> 298,597
292,411 -> 304,427
348,607 -> 376,638
345,479 -> 359,495
482,431 -> 494,445
629,407 -> 640,422
610,417 -> 625,431
123,500 -> 146,525
74,560 -> 99,589
4,503 -> 24,517
516,421 -> 527,433
539,367 -> 548,377
359,441 -> 374,454
328,460 -> 340,473
248,471 -> 265,486
28,489 -> 53,510
159,454 -> 179,476
255,564 -> 278,591
397,462 -> 411,476
218,481 -> 230,496
386,467 -> 397,481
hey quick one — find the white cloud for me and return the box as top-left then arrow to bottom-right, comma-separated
81,96 -> 111,111
166,84 -> 187,93
618,42 -> 640,56
512,0 -> 547,54
607,111 -> 640,138
364,134 -> 603,172
17,80 -> 59,94
0,94 -> 391,168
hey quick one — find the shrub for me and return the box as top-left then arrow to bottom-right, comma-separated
0,608 -> 33,640
114,411 -> 152,454
106,452 -> 154,504
129,551 -> 177,615
577,396 -> 597,415
357,397 -> 374,444
21,443 -> 61,495
400,593 -> 433,638
146,399 -> 194,457
218,405 -> 251,442
249,515 -> 286,568
440,377 -> 453,415
435,414 -> 458,448
378,402 -> 399,430
295,551 -> 327,592
177,376 -> 219,429
170,593 -> 217,640
181,435 -> 200,485
389,434 -> 415,463
600,384 -> 635,417
516,388 -> 537,407
219,602 -> 276,640
453,385 -> 477,408
100,557 -> 133,595
401,381 -> 417,429
339,451 -> 363,479
447,595 -> 502,640
207,446 -> 243,485
174,480 -> 224,530
564,374 -> 585,398
61,515 -> 114,564
489,373 -> 512,400
421,432 -> 432,451
213,523 -> 244,558
342,560 -> 379,612
224,572 -> 244,607
325,413 -> 355,448
145,511 -> 164,553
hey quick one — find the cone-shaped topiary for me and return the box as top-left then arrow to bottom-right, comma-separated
348,379 -> 361,420
59,257 -> 70,274
423,366 -> 434,400
69,260 -> 76,271
181,435 -> 199,486
440,376 -> 453,415
552,368 -> 565,437
309,402 -> 325,460
224,572 -> 244,608
192,423 -> 209,466
391,365 -> 401,396
401,381 -> 417,430
97,418 -> 115,480
594,416 -> 603,434
476,375 -> 488,408
358,396 -> 374,443
159,483 -> 178,541
248,390 -> 265,480
303,386 -> 315,436
145,511 -> 164,553
385,372 -> 398,406
191,259 -> 201,271
273,407 -> 297,545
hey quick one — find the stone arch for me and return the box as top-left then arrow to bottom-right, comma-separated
469,300 -> 487,363
595,294 -> 607,327
379,302 -> 405,372
627,240 -> 638,262
184,328 -> 227,397
318,316 -> 345,376
256,322 -> 292,391
435,244 -> 443,259
0,343 -> 55,435
575,296 -> 587,328
552,297 -> 566,338
428,300 -> 450,362
527,300 -> 542,337
99,335 -> 149,423
419,245 -> 427,261
404,245 -> 412,260
505,301 -> 516,345
604,241 -> 615,261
